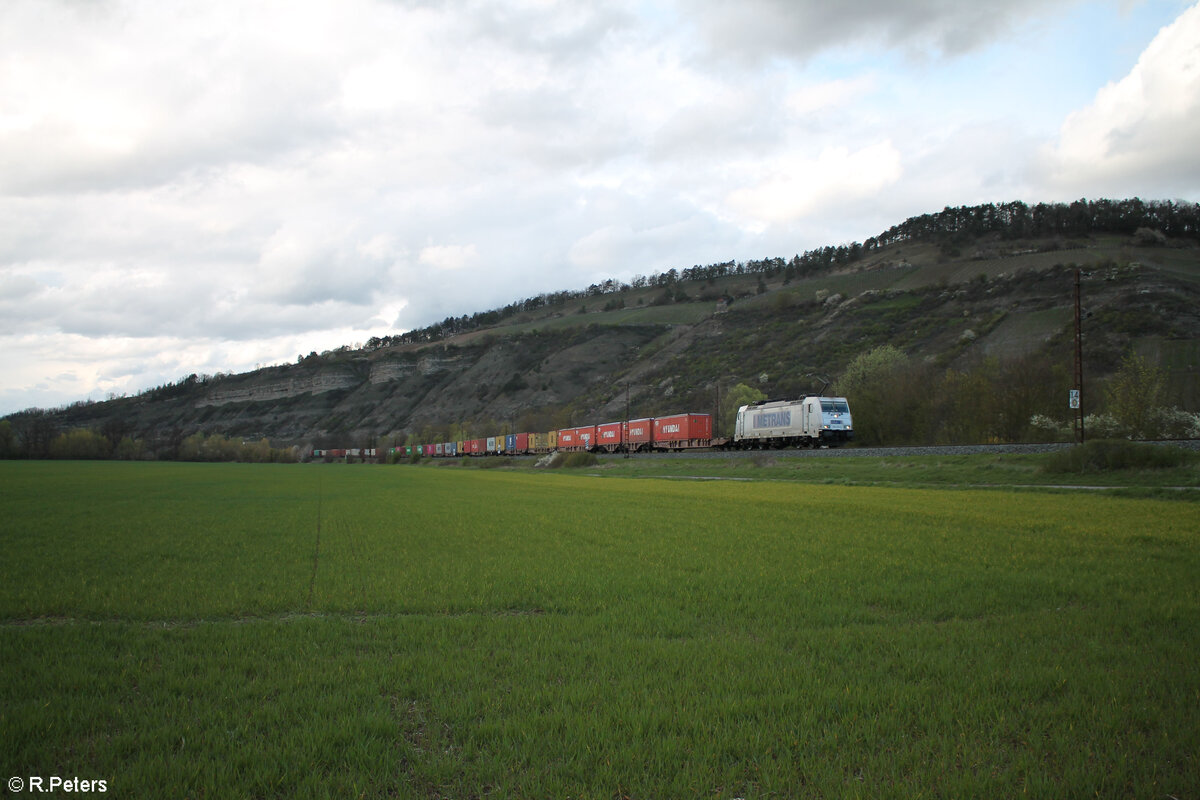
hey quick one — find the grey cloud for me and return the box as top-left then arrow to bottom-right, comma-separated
0,273 -> 42,302
253,250 -> 396,308
648,87 -> 787,163
678,0 -> 1080,63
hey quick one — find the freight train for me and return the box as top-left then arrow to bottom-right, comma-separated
336,395 -> 852,461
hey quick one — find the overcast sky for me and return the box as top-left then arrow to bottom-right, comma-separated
2,0 -> 1199,415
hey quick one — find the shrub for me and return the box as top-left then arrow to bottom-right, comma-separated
546,451 -> 598,468
564,451 -> 598,468
1042,440 -> 1195,474
1029,414 -> 1071,441
1081,413 -> 1127,440
1148,407 -> 1200,439
476,457 -> 513,469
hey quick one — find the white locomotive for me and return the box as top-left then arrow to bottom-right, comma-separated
734,396 -> 853,448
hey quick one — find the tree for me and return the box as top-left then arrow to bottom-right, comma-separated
721,383 -> 766,438
48,428 -> 112,459
0,420 -> 14,458
1105,353 -> 1166,438
839,345 -> 915,445
114,436 -> 146,460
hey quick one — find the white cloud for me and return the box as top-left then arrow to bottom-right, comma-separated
785,77 -> 878,116
724,142 -> 904,230
1042,2 -> 1200,196
419,244 -> 480,272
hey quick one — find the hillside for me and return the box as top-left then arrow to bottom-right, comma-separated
7,201 -> 1200,455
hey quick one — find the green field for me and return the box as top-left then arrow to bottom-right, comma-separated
2,461 -> 1198,798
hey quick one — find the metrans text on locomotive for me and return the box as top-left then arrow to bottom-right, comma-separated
753,410 -> 792,428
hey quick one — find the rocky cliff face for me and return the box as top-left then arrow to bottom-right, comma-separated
196,366 -> 361,406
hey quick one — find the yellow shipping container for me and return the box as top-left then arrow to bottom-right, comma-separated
528,431 -> 558,452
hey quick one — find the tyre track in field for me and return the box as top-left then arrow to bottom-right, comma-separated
306,470 -> 370,612
305,470 -> 323,611
0,608 -> 555,629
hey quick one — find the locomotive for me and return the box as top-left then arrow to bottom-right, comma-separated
732,396 -> 853,448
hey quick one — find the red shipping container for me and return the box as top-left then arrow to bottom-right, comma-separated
558,425 -> 596,451
511,432 -> 530,454
624,418 -> 653,448
652,413 -> 713,449
575,425 -> 596,450
557,428 -> 577,449
596,421 -> 623,452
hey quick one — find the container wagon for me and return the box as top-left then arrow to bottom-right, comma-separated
652,413 -> 713,450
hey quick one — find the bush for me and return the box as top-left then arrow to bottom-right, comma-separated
1042,440 -> 1195,474
1029,414 -> 1071,441
565,451 -> 599,468
1081,413 -> 1127,440
476,457 -> 513,469
1148,407 -> 1200,439
546,451 -> 599,468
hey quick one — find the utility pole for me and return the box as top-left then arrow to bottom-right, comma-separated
1073,269 -> 1085,443
715,381 -> 721,439
624,382 -> 631,459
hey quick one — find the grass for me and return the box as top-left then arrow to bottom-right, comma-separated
1043,439 -> 1197,474
1,461 -> 1198,797
537,448 -> 1200,493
